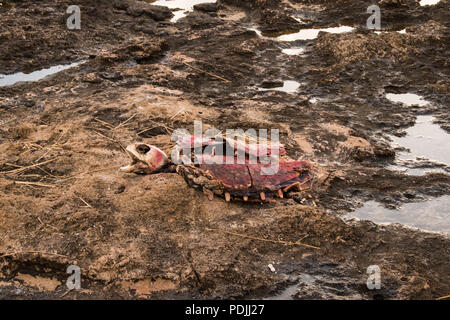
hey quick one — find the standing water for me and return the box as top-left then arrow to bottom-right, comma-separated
389,115 -> 450,175
419,0 -> 441,5
148,0 -> 217,22
264,284 -> 299,300
0,61 -> 84,87
259,80 -> 301,93
348,115 -> 450,233
346,196 -> 450,234
277,26 -> 355,41
248,26 -> 355,41
281,47 -> 305,55
386,93 -> 429,107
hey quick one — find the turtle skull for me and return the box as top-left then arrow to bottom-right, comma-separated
120,143 -> 169,174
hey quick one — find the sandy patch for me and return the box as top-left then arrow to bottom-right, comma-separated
16,273 -> 61,291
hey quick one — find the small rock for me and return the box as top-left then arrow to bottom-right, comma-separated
115,185 -> 126,194
404,193 -> 415,199
12,288 -> 23,295
268,264 -> 276,273
134,23 -> 156,35
82,73 -> 102,83
113,0 -> 129,11
24,101 -> 35,108
127,2 -> 173,21
100,72 -> 123,81
157,30 -> 169,37
33,104 -> 44,114
193,3 -> 220,13
45,7 -> 55,13
261,80 -> 283,88
123,59 -> 137,67
258,9 -> 302,34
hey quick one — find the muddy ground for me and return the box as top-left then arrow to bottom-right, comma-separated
0,0 -> 449,299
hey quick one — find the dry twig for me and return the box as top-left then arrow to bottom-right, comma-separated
0,158 -> 58,175
113,114 -> 137,131
76,196 -> 93,208
14,181 -> 56,188
0,250 -> 69,259
206,228 -> 320,250
93,117 -> 114,129
182,62 -> 230,83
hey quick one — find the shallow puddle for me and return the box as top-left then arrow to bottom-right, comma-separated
277,26 -> 354,41
385,93 -> 429,106
281,47 -> 305,55
249,26 -> 354,41
388,162 -> 448,176
0,61 -> 84,87
390,115 -> 449,166
264,284 -> 298,300
148,0 -> 216,21
346,196 -> 450,234
264,274 -> 316,300
373,28 -> 408,35
259,80 -> 300,93
371,115 -> 450,231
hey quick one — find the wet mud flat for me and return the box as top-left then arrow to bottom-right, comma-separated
0,0 -> 449,299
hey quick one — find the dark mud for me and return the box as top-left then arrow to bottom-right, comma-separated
0,0 -> 449,299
